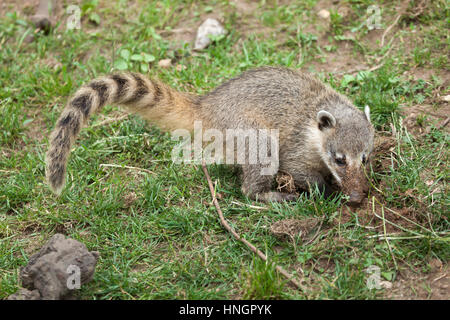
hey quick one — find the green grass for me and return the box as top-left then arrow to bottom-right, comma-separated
0,0 -> 448,300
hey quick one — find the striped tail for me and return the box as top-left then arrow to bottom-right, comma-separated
45,72 -> 198,194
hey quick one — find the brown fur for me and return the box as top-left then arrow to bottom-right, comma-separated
46,67 -> 374,204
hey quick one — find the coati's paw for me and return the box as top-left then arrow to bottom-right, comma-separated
258,191 -> 298,203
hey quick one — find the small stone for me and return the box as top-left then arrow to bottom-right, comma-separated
441,95 -> 450,102
8,288 -> 41,300
194,18 -> 227,50
158,59 -> 172,68
318,9 -> 330,19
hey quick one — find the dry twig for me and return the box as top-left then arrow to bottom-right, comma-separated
380,13 -> 402,47
201,161 -> 305,291
99,163 -> 155,175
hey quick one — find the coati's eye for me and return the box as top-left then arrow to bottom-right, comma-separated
335,155 -> 346,166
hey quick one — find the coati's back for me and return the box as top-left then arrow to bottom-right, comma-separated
200,68 -> 301,126
199,67 -> 349,132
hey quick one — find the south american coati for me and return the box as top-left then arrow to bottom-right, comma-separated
46,67 -> 374,204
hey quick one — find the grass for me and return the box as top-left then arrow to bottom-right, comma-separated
0,0 -> 448,300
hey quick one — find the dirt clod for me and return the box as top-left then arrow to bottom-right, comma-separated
270,218 -> 320,243
317,9 -> 330,19
7,288 -> 41,300
158,59 -> 172,69
194,18 -> 227,50
8,234 -> 99,300
276,171 -> 297,194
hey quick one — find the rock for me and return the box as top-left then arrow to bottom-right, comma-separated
7,288 -> 41,300
158,59 -> 172,68
441,95 -> 450,102
8,234 -> 99,300
318,9 -> 330,19
194,18 -> 227,50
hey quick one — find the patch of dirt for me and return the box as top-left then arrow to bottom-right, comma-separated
270,217 -> 321,244
231,0 -> 258,16
309,42 -> 367,74
123,191 -> 138,208
386,259 -> 449,300
341,202 -> 420,233
0,0 -> 38,16
0,0 -> 65,28
372,134 -> 396,173
303,1 -> 368,74
400,103 -> 450,136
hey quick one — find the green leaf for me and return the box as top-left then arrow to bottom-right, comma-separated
388,77 -> 399,84
130,54 -> 143,62
120,49 -> 131,61
356,71 -> 371,81
341,74 -> 355,88
149,27 -> 162,40
381,271 -> 394,281
89,13 -> 100,25
114,58 -> 128,70
140,63 -> 149,73
142,53 -> 155,63
415,94 -> 425,103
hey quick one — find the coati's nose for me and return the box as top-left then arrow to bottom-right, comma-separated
347,192 -> 364,206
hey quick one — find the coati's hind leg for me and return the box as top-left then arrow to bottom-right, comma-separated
241,164 -> 297,203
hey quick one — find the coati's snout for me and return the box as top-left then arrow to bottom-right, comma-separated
317,106 -> 374,206
341,163 -> 370,206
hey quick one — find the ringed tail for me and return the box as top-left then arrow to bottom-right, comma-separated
45,72 -> 198,195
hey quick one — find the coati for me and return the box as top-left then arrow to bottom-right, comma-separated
46,67 -> 374,205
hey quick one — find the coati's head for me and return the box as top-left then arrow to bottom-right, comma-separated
316,105 -> 374,206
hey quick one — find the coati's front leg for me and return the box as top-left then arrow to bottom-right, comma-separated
241,164 -> 298,202
293,171 -> 335,198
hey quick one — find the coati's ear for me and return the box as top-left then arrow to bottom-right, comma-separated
364,105 -> 371,123
317,110 -> 336,130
